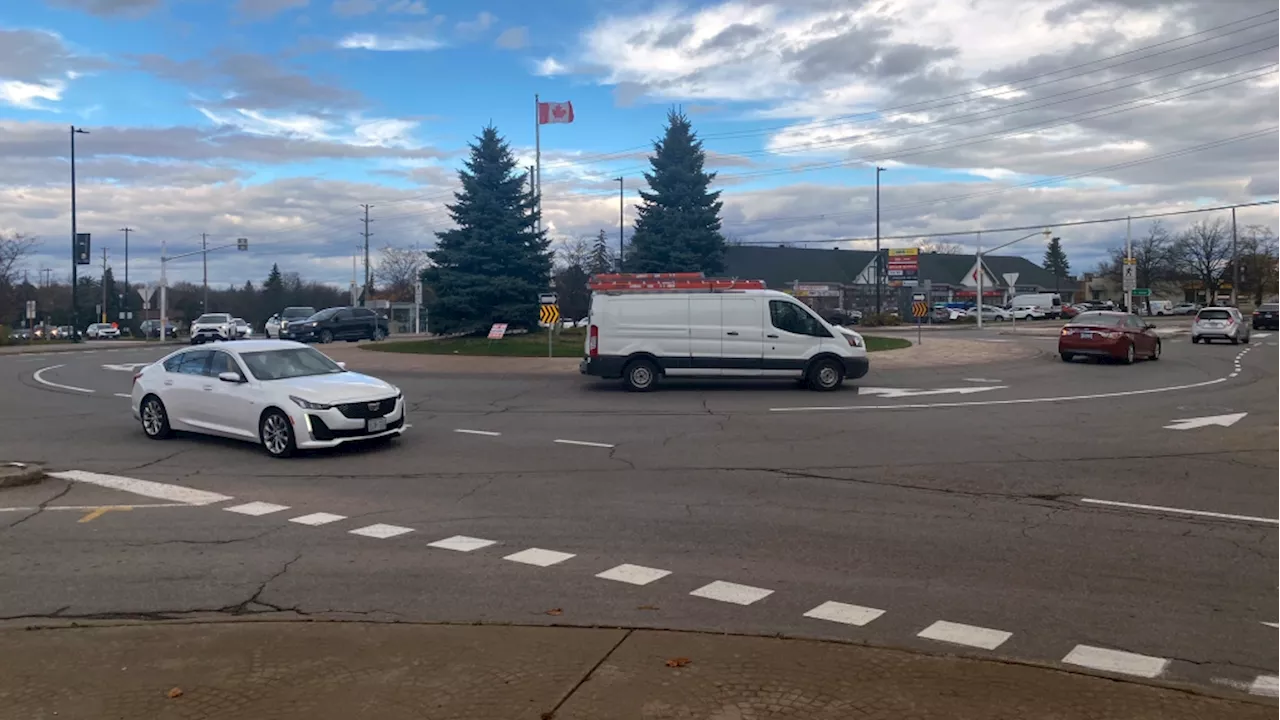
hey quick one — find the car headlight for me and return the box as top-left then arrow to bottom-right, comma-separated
290,395 -> 333,410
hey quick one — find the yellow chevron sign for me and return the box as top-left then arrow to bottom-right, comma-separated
539,304 -> 560,324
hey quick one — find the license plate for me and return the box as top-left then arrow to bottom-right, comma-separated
366,417 -> 387,433
1080,332 -> 1093,339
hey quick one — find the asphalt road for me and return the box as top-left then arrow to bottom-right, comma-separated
1,329 -> 1276,701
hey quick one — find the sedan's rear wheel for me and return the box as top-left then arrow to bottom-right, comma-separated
141,395 -> 171,439
1060,352 -> 1074,362
260,409 -> 296,458
1122,343 -> 1135,365
1151,341 -> 1161,360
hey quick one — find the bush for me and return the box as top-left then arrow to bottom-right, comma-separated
860,312 -> 902,327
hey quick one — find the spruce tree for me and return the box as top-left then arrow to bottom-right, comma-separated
627,110 -> 726,274
1043,237 -> 1070,292
263,264 -> 285,311
589,229 -> 614,276
425,126 -> 550,333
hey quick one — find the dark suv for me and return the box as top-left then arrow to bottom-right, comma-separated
1253,303 -> 1278,330
289,307 -> 389,343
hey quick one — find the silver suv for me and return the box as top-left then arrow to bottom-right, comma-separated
1191,307 -> 1250,345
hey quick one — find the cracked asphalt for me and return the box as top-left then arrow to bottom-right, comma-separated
0,332 -> 1275,700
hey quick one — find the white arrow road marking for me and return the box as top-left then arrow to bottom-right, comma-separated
32,365 -> 94,394
102,363 -> 149,372
48,470 -> 232,506
1163,412 -> 1247,430
857,386 -> 1009,399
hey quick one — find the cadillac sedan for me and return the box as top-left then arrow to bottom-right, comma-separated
131,340 -> 407,458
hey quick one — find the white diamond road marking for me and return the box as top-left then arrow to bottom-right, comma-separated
690,581 -> 774,606
504,548 -> 575,567
595,564 -> 671,586
224,501 -> 290,516
1062,645 -> 1169,678
917,621 -> 1012,650
289,512 -> 347,526
803,601 -> 885,627
1250,675 -> 1279,697
428,535 -> 497,552
349,523 -> 415,539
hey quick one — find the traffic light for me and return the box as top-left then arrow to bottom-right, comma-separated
75,233 -> 91,264
236,237 -> 248,251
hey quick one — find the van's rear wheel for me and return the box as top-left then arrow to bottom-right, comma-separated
807,358 -> 844,391
623,358 -> 659,392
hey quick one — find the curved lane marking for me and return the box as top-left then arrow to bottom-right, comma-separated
32,365 -> 95,394
1079,498 -> 1278,525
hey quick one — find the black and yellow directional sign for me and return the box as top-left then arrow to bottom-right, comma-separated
539,304 -> 561,324
911,301 -> 929,318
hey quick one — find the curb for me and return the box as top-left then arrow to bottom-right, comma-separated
0,462 -> 45,488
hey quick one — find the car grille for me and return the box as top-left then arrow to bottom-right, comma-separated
309,415 -> 403,441
335,396 -> 398,419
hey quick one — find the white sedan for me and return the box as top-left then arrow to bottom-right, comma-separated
1011,305 -> 1047,320
131,339 -> 408,458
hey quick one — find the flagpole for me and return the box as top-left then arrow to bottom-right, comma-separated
534,93 -> 542,236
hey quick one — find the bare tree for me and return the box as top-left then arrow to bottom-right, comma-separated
913,239 -> 964,254
553,236 -> 593,272
1106,220 -> 1179,289
1175,219 -> 1231,301
1,232 -> 39,324
1237,224 -> 1279,304
374,245 -> 428,302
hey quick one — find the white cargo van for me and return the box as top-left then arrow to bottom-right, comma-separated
580,275 -> 869,392
1007,292 -> 1063,318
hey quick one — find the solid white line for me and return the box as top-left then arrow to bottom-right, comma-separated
32,365 -> 94,394
689,580 -> 773,606
917,620 -> 1011,650
554,439 -> 616,449
349,523 -> 414,539
48,470 -> 232,506
595,563 -> 671,586
428,535 -> 497,552
289,512 -> 346,526
1062,644 -> 1169,678
454,429 -> 501,437
804,601 -> 885,627
0,503 -> 189,512
504,548 -> 575,567
1251,675 -> 1279,697
1079,498 -> 1278,525
771,377 -> 1227,412
224,501 -> 290,516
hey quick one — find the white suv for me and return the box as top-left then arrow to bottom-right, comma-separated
1191,307 -> 1249,344
190,313 -> 238,345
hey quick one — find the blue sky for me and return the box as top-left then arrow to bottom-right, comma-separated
1,0 -> 1275,288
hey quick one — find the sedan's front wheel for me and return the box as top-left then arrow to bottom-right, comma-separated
319,330 -> 333,344
141,395 -> 171,439
260,409 -> 296,458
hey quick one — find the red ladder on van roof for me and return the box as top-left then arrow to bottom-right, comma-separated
588,272 -> 766,291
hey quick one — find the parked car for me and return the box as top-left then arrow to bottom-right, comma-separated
1191,307 -> 1250,344
1171,302 -> 1200,316
139,319 -> 178,339
265,314 -> 281,338
233,318 -> 252,339
1059,304 -> 1080,319
969,306 -> 1011,322
275,306 -> 318,340
1059,311 -> 1161,364
581,281 -> 868,391
1008,293 -> 1064,318
1251,303 -> 1278,330
189,313 -> 239,344
821,309 -> 864,326
1011,305 -> 1047,320
1145,300 -> 1173,316
85,322 -> 120,339
287,306 -> 389,343
131,340 -> 406,458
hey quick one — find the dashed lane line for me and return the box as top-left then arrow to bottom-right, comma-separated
554,439 -> 616,449
428,535 -> 498,552
504,548 -> 576,567
224,501 -> 291,516
1062,645 -> 1170,679
1079,498 -> 1279,525
454,428 -> 501,437
917,620 -> 1012,650
289,512 -> 347,526
690,580 -> 774,606
596,563 -> 671,586
32,365 -> 94,394
349,523 -> 414,539
803,601 -> 885,627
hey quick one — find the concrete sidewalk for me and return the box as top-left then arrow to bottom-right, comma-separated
1,622 -> 1267,720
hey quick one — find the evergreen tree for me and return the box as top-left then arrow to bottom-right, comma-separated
1043,237 -> 1071,292
589,229 -> 615,276
627,110 -> 726,274
263,264 -> 284,311
424,126 -> 550,333
101,267 -> 117,318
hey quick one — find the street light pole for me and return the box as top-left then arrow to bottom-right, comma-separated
70,126 -> 89,341
875,166 -> 886,316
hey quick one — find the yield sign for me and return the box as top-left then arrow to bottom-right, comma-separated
138,284 -> 156,302
1163,413 -> 1247,430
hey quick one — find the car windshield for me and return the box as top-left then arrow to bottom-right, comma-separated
282,307 -> 316,319
1198,309 -> 1232,320
308,307 -> 342,321
239,347 -> 344,381
195,314 -> 230,323
1070,312 -> 1125,327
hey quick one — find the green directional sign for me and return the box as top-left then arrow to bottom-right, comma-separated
1132,288 -> 1151,296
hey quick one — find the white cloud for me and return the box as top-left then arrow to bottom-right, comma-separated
386,0 -> 426,14
495,26 -> 527,50
337,32 -> 443,51
0,80 -> 65,110
455,11 -> 496,36
533,57 -> 567,77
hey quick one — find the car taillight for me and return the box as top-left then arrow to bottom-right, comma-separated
588,325 -> 599,357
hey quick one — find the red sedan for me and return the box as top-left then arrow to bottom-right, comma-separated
1059,311 -> 1161,364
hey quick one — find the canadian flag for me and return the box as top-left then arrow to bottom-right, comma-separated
538,101 -> 574,125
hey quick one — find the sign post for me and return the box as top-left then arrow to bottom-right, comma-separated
1122,258 -> 1136,312
539,293 -> 559,358
911,293 -> 928,344
25,300 -> 36,322
886,248 -> 919,295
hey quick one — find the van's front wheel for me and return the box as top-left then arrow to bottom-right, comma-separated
807,358 -> 844,391
623,358 -> 659,392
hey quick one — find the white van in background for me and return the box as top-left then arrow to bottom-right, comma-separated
580,275 -> 869,392
1146,300 -> 1173,316
1007,292 -> 1063,318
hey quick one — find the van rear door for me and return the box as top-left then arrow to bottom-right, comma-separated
720,295 -> 763,376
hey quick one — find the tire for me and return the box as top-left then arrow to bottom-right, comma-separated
140,395 -> 171,439
1122,343 -> 1135,365
1060,352 -> 1074,362
1230,336 -> 1239,345
1150,341 -> 1161,361
373,327 -> 386,341
259,409 -> 296,458
319,329 -> 333,344
1191,336 -> 1200,344
623,358 -> 659,392
807,357 -> 844,391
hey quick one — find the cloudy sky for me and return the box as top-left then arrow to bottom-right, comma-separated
1,0 -> 1276,290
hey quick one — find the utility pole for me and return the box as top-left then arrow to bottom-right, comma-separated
40,268 -> 53,287
1125,216 -> 1132,312
616,176 -> 624,272
528,166 -> 538,235
70,126 -> 89,341
361,204 -> 374,305
120,227 -> 133,327
874,166 -> 887,316
100,247 -> 109,322
1230,206 -> 1239,306
201,232 -> 209,311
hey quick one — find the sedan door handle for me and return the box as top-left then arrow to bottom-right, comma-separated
726,331 -> 739,336
202,385 -> 213,391
766,334 -> 779,339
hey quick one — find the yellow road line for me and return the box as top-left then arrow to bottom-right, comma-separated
78,506 -> 133,523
